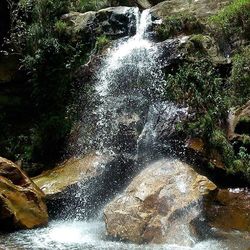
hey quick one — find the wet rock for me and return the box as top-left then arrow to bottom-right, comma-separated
33,153 -> 136,219
104,159 -> 217,244
204,188 -> 250,232
32,153 -> 111,201
151,0 -> 231,19
0,157 -> 48,231
62,7 -> 137,42
137,101 -> 188,162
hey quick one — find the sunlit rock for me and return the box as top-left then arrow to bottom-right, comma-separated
32,153 -> 111,201
104,159 -> 216,244
0,157 -> 48,231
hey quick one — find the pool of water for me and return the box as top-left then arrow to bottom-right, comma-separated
0,220 -> 249,250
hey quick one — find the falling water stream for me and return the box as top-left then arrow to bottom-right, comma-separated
0,9 -> 248,250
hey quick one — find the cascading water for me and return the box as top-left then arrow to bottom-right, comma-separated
0,9 -> 248,250
75,8 -> 167,157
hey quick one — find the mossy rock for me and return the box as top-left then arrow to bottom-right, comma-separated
180,34 -> 228,64
151,0 -> 232,19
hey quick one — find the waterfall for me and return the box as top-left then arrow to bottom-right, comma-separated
77,9 -> 167,158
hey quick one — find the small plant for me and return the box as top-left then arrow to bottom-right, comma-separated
95,35 -> 110,51
54,20 -> 68,34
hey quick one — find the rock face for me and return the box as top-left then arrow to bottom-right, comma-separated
151,0 -> 231,19
32,153 -> 111,201
62,7 -> 137,41
0,157 -> 48,231
104,159 -> 217,244
204,188 -> 250,232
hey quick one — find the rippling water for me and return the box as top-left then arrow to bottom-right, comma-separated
0,220 -> 249,250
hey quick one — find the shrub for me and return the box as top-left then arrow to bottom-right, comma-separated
209,0 -> 250,42
230,46 -> 250,105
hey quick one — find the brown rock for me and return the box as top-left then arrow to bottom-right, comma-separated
32,153 -> 111,201
205,188 -> 250,232
0,157 -> 48,230
104,159 -> 216,245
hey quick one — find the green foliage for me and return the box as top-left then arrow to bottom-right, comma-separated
156,14 -> 203,40
95,35 -> 110,51
54,20 -> 68,34
164,60 -> 229,135
233,146 -> 250,178
71,0 -> 110,12
209,0 -> 250,41
163,59 -> 250,178
209,129 -> 235,166
230,46 -> 250,105
1,0 -> 102,170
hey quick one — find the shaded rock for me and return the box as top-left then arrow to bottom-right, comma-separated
104,159 -> 216,244
204,188 -> 250,232
228,100 -> 250,151
137,101 -> 188,162
0,157 -> 48,231
151,0 -> 231,19
186,138 -> 225,170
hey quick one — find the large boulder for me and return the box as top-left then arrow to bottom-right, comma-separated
0,157 -> 48,231
104,159 -> 217,245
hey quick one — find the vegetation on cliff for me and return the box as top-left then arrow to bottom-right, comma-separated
160,0 -> 250,179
